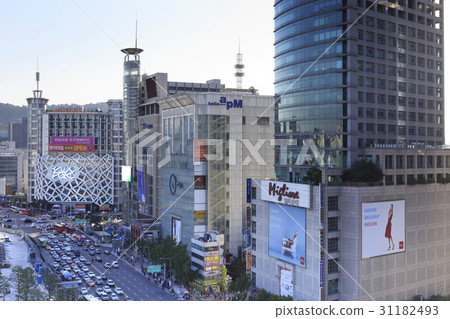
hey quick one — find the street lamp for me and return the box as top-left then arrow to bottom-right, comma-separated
161,257 -> 172,281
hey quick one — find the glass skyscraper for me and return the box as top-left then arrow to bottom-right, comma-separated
274,0 -> 444,182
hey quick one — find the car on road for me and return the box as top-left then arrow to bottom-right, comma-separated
85,280 -> 95,287
85,260 -> 91,265
89,251 -> 95,256
83,246 -> 88,251
96,288 -> 103,296
80,287 -> 88,295
79,256 -> 86,262
81,235 -> 86,239
96,278 -> 103,285
78,271 -> 85,277
103,263 -> 111,269
83,275 -> 90,282
104,250 -> 110,255
23,218 -> 33,223
110,293 -> 119,301
76,278 -> 82,285
88,272 -> 96,279
77,241 -> 83,246
101,274 -> 107,281
100,292 -> 109,301
106,279 -> 115,287
94,242 -> 100,247
5,218 -> 12,222
112,262 -> 119,268
90,246 -> 95,250
103,286 -> 112,294
114,287 -> 123,295
52,262 -> 59,268
95,249 -> 101,254
82,266 -> 89,272
96,256 -> 103,262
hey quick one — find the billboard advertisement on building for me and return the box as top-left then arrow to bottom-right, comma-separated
137,166 -> 145,202
49,144 -> 95,152
194,140 -> 207,163
121,166 -> 131,182
280,267 -> 293,297
362,200 -> 406,259
260,180 -> 311,209
50,137 -> 95,145
171,217 -> 181,244
268,203 -> 306,267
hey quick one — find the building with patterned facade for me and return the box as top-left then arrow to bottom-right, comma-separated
26,83 -> 124,210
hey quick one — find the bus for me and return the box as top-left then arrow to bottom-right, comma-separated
65,225 -> 76,234
52,224 -> 66,232
81,294 -> 100,301
38,237 -> 48,247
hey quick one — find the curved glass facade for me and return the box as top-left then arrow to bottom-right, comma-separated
274,0 -> 347,182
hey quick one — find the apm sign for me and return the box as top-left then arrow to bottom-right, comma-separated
208,96 -> 243,109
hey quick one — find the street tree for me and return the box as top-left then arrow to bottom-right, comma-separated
41,268 -> 60,297
0,270 -> 11,301
9,266 -> 46,301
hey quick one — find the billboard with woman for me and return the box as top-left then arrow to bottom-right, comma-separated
362,200 -> 405,259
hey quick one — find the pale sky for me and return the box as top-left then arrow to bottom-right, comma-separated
0,0 -> 274,106
1,1 -> 449,142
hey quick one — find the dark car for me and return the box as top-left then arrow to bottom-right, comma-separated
24,218 -> 33,223
101,274 -> 107,281
96,256 -> 103,262
5,218 -> 12,222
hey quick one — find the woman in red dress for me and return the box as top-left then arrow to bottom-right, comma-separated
385,204 -> 394,250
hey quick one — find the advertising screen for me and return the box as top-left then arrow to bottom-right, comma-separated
50,137 -> 95,145
137,166 -> 145,202
268,203 -> 306,267
362,200 -> 406,259
172,217 -> 181,244
121,166 -> 131,182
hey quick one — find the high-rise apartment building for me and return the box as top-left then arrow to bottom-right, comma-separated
274,0 -> 444,182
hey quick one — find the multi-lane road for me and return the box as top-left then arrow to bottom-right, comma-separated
0,207 -> 174,301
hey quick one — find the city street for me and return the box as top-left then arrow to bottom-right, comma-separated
0,206 -> 174,301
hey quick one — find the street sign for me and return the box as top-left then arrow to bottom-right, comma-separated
147,265 -> 162,273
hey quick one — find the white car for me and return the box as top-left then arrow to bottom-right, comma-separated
103,286 -> 112,294
112,262 -> 119,268
110,293 -> 119,301
82,266 -> 89,272
103,263 -> 111,269
80,287 -> 88,295
88,272 -> 96,278
96,288 -> 103,296
114,287 -> 123,295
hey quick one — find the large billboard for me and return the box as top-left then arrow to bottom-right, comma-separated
137,166 -> 145,202
171,217 -> 181,244
260,180 -> 311,209
50,137 -> 95,145
268,203 -> 306,267
362,200 -> 406,259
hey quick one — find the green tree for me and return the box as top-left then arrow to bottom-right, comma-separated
229,275 -> 250,297
41,268 -> 60,297
9,266 -> 46,301
342,160 -> 383,183
302,167 -> 322,185
0,270 -> 11,301
256,288 -> 293,301
227,256 -> 246,279
148,236 -> 198,287
220,265 -> 228,293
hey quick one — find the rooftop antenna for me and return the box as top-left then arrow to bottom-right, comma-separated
135,14 -> 138,50
235,37 -> 244,89
34,54 -> 42,98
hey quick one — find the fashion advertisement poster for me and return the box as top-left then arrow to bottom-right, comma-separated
362,200 -> 406,259
268,203 -> 306,267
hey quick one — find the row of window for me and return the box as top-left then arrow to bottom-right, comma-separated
385,173 -> 450,185
359,139 -> 442,148
359,107 -> 442,121
359,90 -> 442,105
358,2 -> 442,30
359,124 -> 440,137
358,83 -> 442,97
358,45 -> 442,70
358,62 -> 442,83
384,154 -> 450,169
358,33 -> 442,59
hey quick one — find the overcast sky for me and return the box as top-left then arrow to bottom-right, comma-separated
0,0 -> 274,106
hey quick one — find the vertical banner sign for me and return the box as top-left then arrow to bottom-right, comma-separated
246,178 -> 251,203
246,251 -> 251,271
